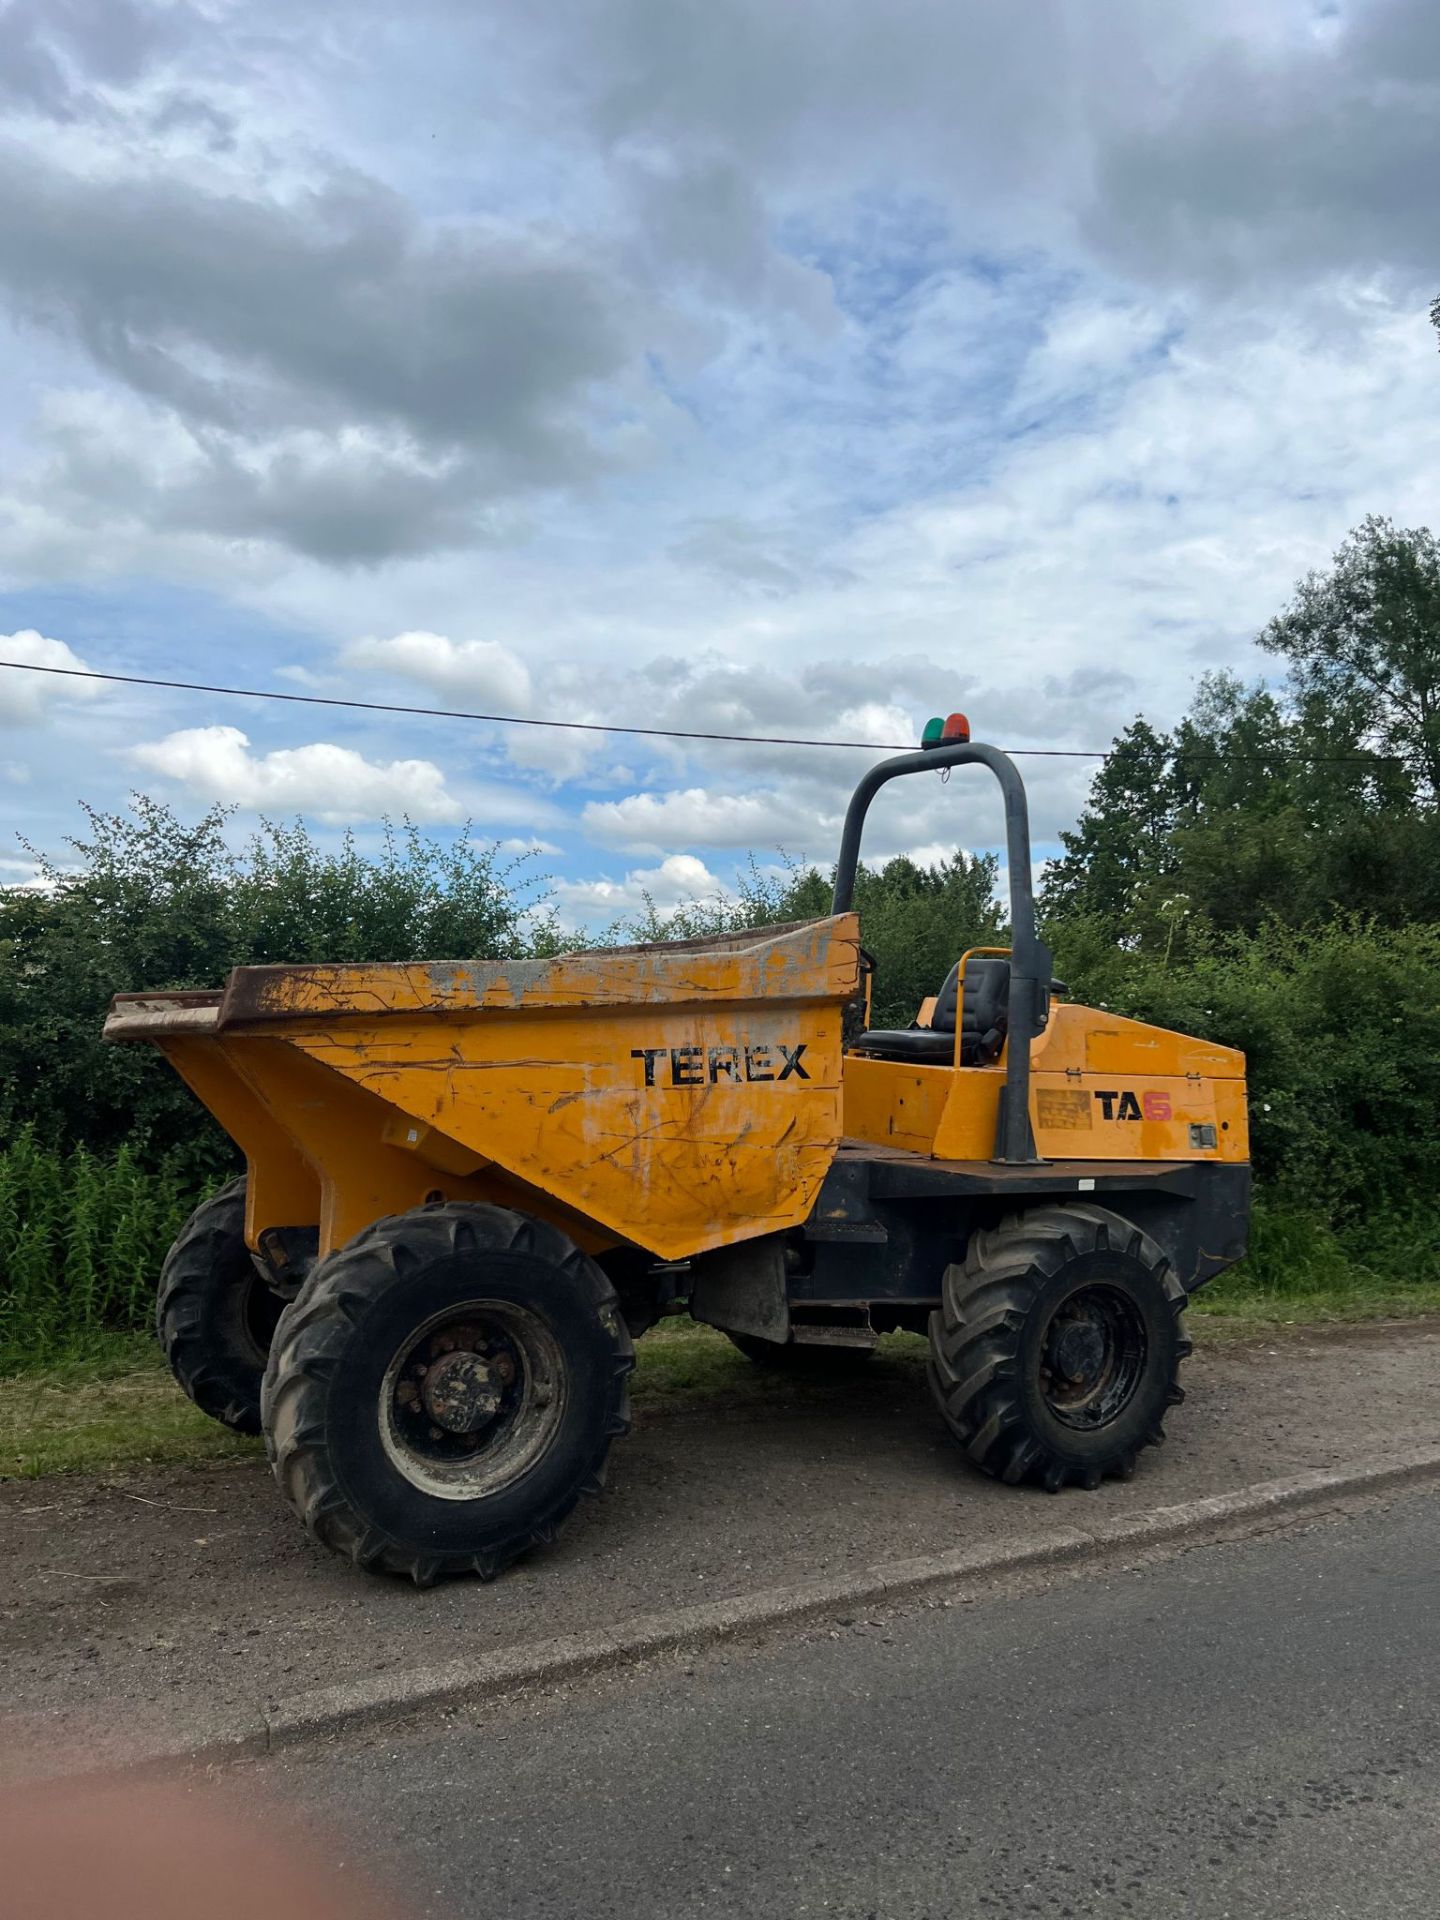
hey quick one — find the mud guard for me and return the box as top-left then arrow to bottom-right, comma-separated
689,1236 -> 790,1343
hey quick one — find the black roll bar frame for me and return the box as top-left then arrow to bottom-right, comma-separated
830,739 -> 1054,1164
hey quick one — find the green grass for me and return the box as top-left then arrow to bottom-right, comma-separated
7,1282 -> 1440,1482
1187,1273 -> 1440,1332
0,1322 -> 924,1479
0,1336 -> 263,1480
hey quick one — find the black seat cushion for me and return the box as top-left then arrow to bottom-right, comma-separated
851,956 -> 1012,1068
850,1025 -> 958,1065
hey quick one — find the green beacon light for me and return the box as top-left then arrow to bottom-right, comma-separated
921,715 -> 945,750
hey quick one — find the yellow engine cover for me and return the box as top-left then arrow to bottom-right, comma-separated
842,1000 -> 1248,1163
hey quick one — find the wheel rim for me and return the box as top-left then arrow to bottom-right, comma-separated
379,1300 -> 567,1501
1038,1283 -> 1148,1430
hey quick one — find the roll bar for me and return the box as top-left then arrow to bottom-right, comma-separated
831,739 -> 1053,1164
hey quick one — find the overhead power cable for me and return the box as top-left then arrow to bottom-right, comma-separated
0,658 -> 1103,755
0,656 -> 1404,766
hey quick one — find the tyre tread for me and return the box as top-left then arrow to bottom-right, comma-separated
156,1177 -> 272,1434
928,1201 -> 1190,1492
261,1201 -> 634,1586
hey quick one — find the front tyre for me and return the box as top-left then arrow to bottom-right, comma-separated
927,1202 -> 1190,1492
156,1177 -> 282,1434
261,1203 -> 635,1585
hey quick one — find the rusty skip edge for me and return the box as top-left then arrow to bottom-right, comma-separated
102,916 -> 864,1041
103,991 -> 223,1043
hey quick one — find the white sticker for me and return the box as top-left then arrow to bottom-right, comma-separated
1077,1177 -> 1096,1191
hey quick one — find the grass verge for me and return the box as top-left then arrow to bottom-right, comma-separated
0,1322 -> 925,1479
5,1289 -> 1438,1482
0,1337 -> 263,1480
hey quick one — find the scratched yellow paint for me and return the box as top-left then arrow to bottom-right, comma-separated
130,920 -> 858,1260
109,917 -> 1248,1261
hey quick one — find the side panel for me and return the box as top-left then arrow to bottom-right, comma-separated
210,1036 -> 620,1256
220,1000 -> 846,1260
1024,1002 -> 1248,1163
842,1055 -> 975,1154
1029,1071 -> 1249,1162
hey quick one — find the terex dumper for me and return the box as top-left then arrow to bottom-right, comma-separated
105,720 -> 1249,1582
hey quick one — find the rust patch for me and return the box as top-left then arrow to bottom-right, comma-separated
214,916 -> 861,1026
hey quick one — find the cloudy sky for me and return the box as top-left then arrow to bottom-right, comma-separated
1,0 -> 1438,924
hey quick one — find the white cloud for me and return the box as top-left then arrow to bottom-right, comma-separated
3,0 -> 1440,906
499,835 -> 562,856
581,786 -> 818,855
343,631 -> 533,709
554,852 -> 726,926
0,629 -> 100,723
129,724 -> 465,824
340,628 -> 606,782
0,854 -> 50,890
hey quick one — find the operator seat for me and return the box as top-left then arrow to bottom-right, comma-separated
850,956 -> 1012,1069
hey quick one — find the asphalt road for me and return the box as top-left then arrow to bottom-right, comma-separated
268,1490 -> 1440,1920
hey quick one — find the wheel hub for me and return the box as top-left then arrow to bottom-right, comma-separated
380,1300 -> 567,1502
1038,1283 -> 1148,1429
420,1349 -> 503,1434
1049,1316 -> 1106,1386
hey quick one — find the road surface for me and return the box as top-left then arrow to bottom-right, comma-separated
262,1487 -> 1440,1919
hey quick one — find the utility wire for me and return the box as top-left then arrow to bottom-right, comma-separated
0,658 -> 1101,755
0,655 -> 1402,766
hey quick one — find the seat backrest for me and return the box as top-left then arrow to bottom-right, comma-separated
931,962 -> 961,1033
960,956 -> 1010,1066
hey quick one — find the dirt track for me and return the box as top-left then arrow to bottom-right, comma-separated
3,1319 -> 1439,1776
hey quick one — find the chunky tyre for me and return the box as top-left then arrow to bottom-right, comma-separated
156,1177 -> 283,1434
261,1203 -> 635,1585
726,1331 -> 874,1371
927,1202 -> 1190,1491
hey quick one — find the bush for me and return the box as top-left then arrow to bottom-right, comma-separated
1197,1194 -> 1440,1321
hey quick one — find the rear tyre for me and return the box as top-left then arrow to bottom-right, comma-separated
927,1202 -> 1190,1491
261,1203 -> 635,1585
156,1177 -> 282,1434
726,1331 -> 874,1371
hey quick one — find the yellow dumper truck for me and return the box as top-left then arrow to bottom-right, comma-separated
105,719 -> 1250,1583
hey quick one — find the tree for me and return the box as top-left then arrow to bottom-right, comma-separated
1261,515 -> 1440,802
1039,719 -> 1178,941
849,852 -> 1005,1025
1041,513 -> 1440,948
